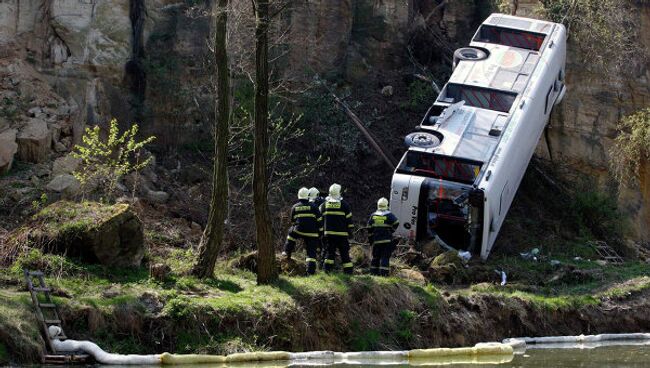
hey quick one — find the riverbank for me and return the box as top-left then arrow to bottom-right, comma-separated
1,249 -> 649,365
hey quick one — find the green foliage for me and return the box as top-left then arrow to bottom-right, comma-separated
349,321 -> 381,351
30,193 -> 48,211
538,0 -> 638,73
395,310 -> 417,342
10,248 -> 84,278
570,189 -> 623,241
72,119 -> 155,199
491,0 -> 514,14
0,341 -> 7,364
299,88 -> 359,157
610,108 -> 650,184
405,80 -> 437,111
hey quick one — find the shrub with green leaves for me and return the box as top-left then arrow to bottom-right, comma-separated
610,108 -> 650,185
538,0 -> 639,74
72,119 -> 155,199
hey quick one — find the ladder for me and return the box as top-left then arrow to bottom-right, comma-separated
588,241 -> 624,265
23,270 -> 89,364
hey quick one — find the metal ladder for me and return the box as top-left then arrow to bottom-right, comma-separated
588,241 -> 624,265
23,270 -> 88,364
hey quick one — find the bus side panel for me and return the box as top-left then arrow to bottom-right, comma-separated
481,25 -> 567,256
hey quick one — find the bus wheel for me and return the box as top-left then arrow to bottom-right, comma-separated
404,132 -> 442,148
453,47 -> 488,69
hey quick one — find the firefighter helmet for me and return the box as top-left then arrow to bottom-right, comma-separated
308,187 -> 319,200
298,187 -> 309,200
377,197 -> 389,211
328,183 -> 342,200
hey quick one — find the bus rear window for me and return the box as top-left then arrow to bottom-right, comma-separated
398,151 -> 482,184
474,25 -> 545,51
443,84 -> 517,113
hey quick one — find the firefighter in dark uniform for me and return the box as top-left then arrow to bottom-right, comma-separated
308,187 -> 325,261
282,187 -> 322,275
367,197 -> 399,276
319,183 -> 354,274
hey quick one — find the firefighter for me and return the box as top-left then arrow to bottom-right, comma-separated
367,197 -> 399,276
282,187 -> 322,275
308,187 -> 325,208
320,183 -> 354,274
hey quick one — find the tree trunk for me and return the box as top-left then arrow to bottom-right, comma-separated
253,0 -> 277,284
192,0 -> 230,279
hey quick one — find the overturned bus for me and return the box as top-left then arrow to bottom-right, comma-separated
390,14 -> 567,259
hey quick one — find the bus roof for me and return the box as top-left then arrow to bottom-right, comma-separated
411,13 -> 560,165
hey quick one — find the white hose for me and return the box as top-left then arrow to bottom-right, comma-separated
48,326 -> 161,365
504,333 -> 650,345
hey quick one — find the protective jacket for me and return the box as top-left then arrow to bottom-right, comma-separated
319,199 -> 354,237
367,210 -> 399,244
290,199 -> 322,237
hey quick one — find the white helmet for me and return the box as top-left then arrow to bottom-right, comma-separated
308,187 -> 319,200
377,197 -> 389,211
328,183 -> 342,200
298,187 -> 310,200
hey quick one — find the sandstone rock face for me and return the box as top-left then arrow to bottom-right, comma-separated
0,128 -> 18,174
516,2 -> 650,242
16,118 -> 50,163
25,201 -> 145,267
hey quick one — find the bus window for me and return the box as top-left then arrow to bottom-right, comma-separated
398,151 -> 483,185
474,25 -> 546,51
443,84 -> 517,113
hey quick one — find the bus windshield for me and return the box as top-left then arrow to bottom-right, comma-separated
397,151 -> 483,184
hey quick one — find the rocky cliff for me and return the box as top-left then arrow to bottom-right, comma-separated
0,0 -> 648,243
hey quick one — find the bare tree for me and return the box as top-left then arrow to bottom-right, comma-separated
192,0 -> 231,279
252,0 -> 278,284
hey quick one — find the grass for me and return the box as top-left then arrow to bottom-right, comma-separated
0,291 -> 42,363
1,238 -> 649,362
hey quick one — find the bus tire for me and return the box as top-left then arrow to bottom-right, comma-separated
453,47 -> 488,69
404,132 -> 441,148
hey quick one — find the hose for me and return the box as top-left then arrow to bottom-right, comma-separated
48,326 -> 512,365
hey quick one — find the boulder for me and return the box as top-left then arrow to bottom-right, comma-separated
16,201 -> 145,267
428,250 -> 466,284
397,268 -> 427,285
46,174 -> 81,197
421,239 -> 444,258
350,244 -> 370,267
279,257 -> 306,276
145,189 -> 169,204
17,118 -> 51,163
381,85 -> 394,96
0,129 -> 18,174
52,155 -> 81,176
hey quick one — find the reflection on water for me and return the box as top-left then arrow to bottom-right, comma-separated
33,345 -> 650,368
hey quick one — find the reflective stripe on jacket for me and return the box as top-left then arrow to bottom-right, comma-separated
367,210 -> 399,244
290,199 -> 322,237
319,199 -> 353,237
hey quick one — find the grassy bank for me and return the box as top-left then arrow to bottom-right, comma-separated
1,246 -> 650,364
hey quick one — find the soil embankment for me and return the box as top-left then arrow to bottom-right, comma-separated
1,268 -> 649,365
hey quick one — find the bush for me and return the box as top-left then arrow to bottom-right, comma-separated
570,190 -> 623,241
405,80 -> 437,110
72,119 -> 155,199
610,108 -> 650,185
538,0 -> 640,74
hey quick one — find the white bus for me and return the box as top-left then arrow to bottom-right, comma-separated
390,14 -> 567,259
